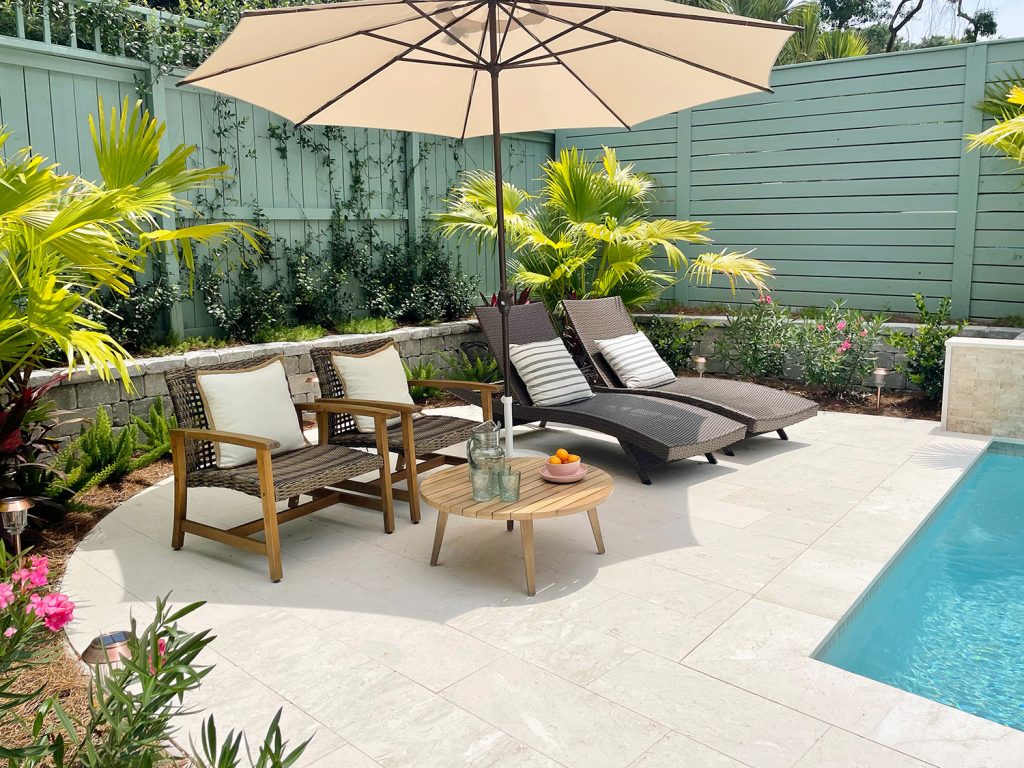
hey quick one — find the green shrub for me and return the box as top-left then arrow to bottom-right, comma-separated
992,313 -> 1024,328
794,302 -> 887,395
642,316 -> 706,373
286,240 -> 353,330
442,348 -> 501,383
339,317 -> 398,334
142,335 -> 231,357
361,236 -> 476,324
715,295 -> 795,379
197,260 -> 284,343
888,294 -> 965,401
88,273 -> 181,353
404,360 -> 444,401
253,324 -> 328,343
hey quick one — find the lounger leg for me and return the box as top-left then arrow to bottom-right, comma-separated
777,428 -> 789,441
287,496 -> 300,508
722,448 -> 735,457
619,441 -> 654,485
538,421 -> 547,428
396,454 -> 406,472
705,453 -> 718,465
171,435 -> 187,550
507,520 -> 514,532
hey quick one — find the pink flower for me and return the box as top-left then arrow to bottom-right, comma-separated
0,583 -> 14,610
26,556 -> 48,588
3,628 -> 14,638
150,637 -> 168,674
838,340 -> 852,353
762,295 -> 773,304
836,320 -> 847,331
816,324 -> 825,331
859,329 -> 867,337
11,568 -> 30,586
25,592 -> 75,632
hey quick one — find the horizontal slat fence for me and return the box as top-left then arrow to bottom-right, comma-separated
0,4 -> 553,335
557,38 -> 1024,319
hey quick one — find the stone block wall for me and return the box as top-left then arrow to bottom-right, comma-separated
31,321 -> 484,439
637,315 -> 1024,393
942,336 -> 1024,438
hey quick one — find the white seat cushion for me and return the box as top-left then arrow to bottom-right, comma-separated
508,338 -> 594,406
196,357 -> 307,468
596,332 -> 676,389
330,342 -> 415,432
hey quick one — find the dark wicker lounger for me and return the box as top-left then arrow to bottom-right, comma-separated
475,304 -> 747,484
562,296 -> 818,440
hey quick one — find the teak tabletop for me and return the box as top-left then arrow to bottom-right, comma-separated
420,458 -> 614,595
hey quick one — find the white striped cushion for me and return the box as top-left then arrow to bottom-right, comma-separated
596,332 -> 676,389
508,338 -> 594,406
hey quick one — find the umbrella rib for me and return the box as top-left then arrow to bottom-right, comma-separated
459,14 -> 490,140
402,0 -> 487,63
506,11 -> 631,130
512,4 -> 775,94
243,0 -> 463,17
496,0 -> 519,58
507,39 -> 614,67
177,0 -> 481,86
513,0 -> 796,31
295,1 -> 487,125
501,6 -> 610,66
361,30 -> 482,66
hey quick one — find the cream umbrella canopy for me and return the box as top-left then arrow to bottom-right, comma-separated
179,0 -> 794,454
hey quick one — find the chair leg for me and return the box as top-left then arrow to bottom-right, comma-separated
171,436 -> 187,550
256,452 -> 283,583
395,454 -> 406,472
380,455 -> 396,535
287,496 -> 300,508
777,428 -> 789,441
507,520 -> 514,532
401,415 -> 421,524
705,453 -> 718,465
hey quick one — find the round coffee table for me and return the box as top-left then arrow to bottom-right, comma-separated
419,457 -> 614,596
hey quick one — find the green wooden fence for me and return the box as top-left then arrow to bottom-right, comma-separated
0,2 -> 553,336
556,38 -> 1024,320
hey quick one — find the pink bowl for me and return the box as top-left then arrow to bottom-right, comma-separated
545,458 -> 582,477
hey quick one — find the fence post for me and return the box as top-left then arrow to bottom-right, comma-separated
147,16 -> 186,338
405,131 -> 423,243
951,42 -> 987,320
675,108 -> 692,306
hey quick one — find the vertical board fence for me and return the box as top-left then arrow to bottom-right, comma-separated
0,2 -> 553,336
557,38 -> 1024,320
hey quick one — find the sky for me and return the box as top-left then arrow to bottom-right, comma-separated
902,0 -> 1024,42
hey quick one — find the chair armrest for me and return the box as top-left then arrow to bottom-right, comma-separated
320,397 -> 423,415
409,379 -> 502,394
298,401 -> 400,419
170,428 -> 280,451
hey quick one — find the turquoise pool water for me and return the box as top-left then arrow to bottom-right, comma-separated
817,441 -> 1024,731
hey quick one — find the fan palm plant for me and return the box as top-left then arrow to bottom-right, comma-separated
437,147 -> 772,313
777,3 -> 868,64
0,96 -> 256,389
967,83 -> 1024,165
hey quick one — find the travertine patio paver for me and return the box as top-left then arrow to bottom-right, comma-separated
62,408 -> 1024,767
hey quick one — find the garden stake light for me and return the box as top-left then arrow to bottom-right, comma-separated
693,356 -> 707,378
82,630 -> 132,687
0,496 -> 32,555
871,366 -> 889,410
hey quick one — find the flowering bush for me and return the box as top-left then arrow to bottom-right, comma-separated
0,545 -> 307,766
715,293 -> 795,380
794,302 -> 887,395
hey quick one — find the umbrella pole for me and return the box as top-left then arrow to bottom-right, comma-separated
487,0 -> 515,457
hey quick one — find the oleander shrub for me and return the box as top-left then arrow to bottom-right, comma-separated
888,294 -> 965,401
794,302 -> 887,395
643,316 -> 706,373
715,294 -> 795,380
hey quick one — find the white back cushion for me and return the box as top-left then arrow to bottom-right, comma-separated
330,342 -> 414,432
596,332 -> 676,389
508,338 -> 594,406
196,357 -> 306,468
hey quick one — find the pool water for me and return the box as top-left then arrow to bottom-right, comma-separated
817,441 -> 1024,731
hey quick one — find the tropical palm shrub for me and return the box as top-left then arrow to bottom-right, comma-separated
778,3 -> 869,64
0,97 -> 254,391
888,294 -> 965,401
715,294 -> 795,379
967,83 -> 1024,165
438,147 -> 772,313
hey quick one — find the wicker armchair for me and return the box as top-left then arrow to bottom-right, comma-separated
310,338 -> 500,524
166,355 -> 399,582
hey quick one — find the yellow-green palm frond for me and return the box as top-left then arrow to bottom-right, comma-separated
817,29 -> 868,60
435,169 -> 534,247
967,86 -> 1024,164
541,147 -> 611,225
686,249 -> 774,292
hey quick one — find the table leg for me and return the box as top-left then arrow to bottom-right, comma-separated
520,519 -> 536,596
430,509 -> 448,566
587,507 -> 605,555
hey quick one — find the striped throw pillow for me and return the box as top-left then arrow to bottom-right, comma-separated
508,338 -> 594,406
595,332 -> 676,389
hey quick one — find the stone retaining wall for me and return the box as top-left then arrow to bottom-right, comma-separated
32,321 -> 484,438
637,315 -> 1024,392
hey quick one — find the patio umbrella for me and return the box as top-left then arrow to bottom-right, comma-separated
179,0 -> 794,455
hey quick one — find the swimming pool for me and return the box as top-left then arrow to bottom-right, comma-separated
816,440 -> 1024,732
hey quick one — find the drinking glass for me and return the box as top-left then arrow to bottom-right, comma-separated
470,467 -> 494,501
498,468 -> 521,502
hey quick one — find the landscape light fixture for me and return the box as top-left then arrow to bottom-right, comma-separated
0,496 -> 32,555
693,356 -> 707,378
871,367 -> 889,410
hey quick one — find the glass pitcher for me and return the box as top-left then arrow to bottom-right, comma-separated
467,420 -> 505,501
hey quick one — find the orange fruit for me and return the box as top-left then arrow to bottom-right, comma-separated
555,448 -> 570,460
548,456 -> 562,464
566,454 -> 581,463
